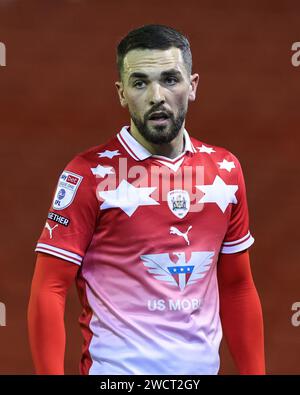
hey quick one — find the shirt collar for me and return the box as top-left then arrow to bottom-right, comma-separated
117,125 -> 196,161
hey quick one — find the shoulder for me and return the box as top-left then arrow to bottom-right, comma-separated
64,135 -> 120,174
190,135 -> 242,166
189,135 -> 247,188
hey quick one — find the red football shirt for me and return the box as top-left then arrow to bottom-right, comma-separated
35,125 -> 254,374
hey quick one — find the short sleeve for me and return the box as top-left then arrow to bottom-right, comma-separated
35,155 -> 99,265
220,154 -> 255,254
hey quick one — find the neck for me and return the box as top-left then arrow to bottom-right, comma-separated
129,120 -> 185,159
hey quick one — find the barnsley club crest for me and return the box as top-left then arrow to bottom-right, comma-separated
167,189 -> 190,218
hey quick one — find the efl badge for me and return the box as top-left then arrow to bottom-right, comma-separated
167,189 -> 190,218
52,171 -> 83,210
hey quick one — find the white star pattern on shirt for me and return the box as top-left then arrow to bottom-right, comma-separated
217,159 -> 236,172
97,149 -> 121,159
90,164 -> 115,178
197,144 -> 216,154
196,175 -> 238,213
98,179 -> 159,217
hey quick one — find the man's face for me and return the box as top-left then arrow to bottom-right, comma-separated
115,47 -> 199,145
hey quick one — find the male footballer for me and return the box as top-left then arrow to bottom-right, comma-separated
28,24 -> 265,375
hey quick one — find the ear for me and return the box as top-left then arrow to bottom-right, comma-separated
188,73 -> 199,102
115,80 -> 128,108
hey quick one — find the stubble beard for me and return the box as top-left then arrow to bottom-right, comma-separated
130,108 -> 186,145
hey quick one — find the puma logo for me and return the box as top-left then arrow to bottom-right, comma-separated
170,225 -> 192,245
45,222 -> 58,239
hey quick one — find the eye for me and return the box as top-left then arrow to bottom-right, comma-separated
133,80 -> 146,88
165,77 -> 178,85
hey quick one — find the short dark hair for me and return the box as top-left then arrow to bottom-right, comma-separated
116,24 -> 192,82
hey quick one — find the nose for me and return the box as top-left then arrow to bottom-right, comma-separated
148,82 -> 165,105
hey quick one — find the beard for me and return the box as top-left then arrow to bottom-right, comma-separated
129,107 -> 186,145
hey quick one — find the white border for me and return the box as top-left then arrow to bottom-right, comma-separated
220,234 -> 255,254
35,243 -> 82,265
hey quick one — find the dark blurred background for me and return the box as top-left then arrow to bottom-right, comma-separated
0,0 -> 299,374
